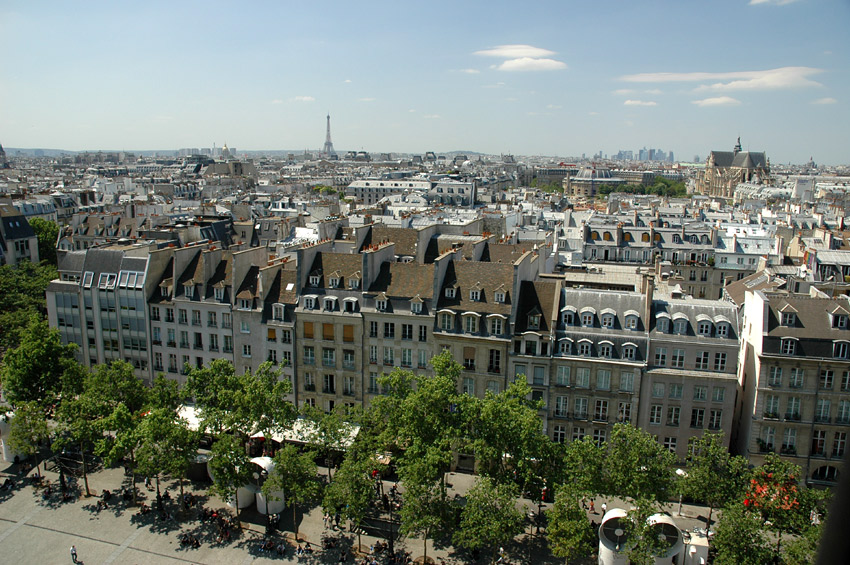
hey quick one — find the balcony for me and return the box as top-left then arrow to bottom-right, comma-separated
208,322 -> 217,328
369,357 -> 378,365
784,413 -> 802,422
223,347 -> 233,354
154,364 -> 163,372
593,415 -> 608,423
368,386 -> 380,394
487,365 -> 502,374
167,341 -> 177,348
343,361 -> 356,370
192,320 -> 202,327
322,386 -> 336,394
780,445 -> 797,456
383,360 -> 394,367
304,384 -> 316,392
180,341 -> 189,349
323,360 -> 336,368
194,344 -> 203,351
304,358 -> 315,366
343,390 -> 355,397
463,361 -> 476,371
763,411 -> 779,420
815,415 -> 832,424
554,410 -> 569,419
574,412 -> 588,421
209,345 -> 219,352
836,416 -> 850,425
267,337 -> 277,343
757,440 -> 774,453
152,340 -> 162,346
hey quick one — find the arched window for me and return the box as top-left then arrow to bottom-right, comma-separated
642,233 -> 650,242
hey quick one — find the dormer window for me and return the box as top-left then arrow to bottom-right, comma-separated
835,315 -> 848,329
470,290 -> 480,302
445,288 -> 456,299
239,298 -> 251,310
562,312 -> 575,326
601,314 -> 615,329
599,343 -> 613,358
160,286 -> 170,299
324,297 -> 336,311
464,315 -> 478,333
834,341 -> 850,359
622,345 -> 637,361
716,323 -> 729,338
214,287 -> 224,301
184,284 -> 194,298
304,296 -> 316,309
309,275 -> 320,286
625,315 -> 638,330
494,291 -> 505,303
697,321 -> 713,337
348,279 -> 360,289
272,304 -> 284,321
329,277 -> 340,288
411,302 -> 422,314
376,299 -> 387,311
781,338 -> 797,356
781,313 -> 797,327
581,313 -> 594,327
528,314 -> 541,330
673,319 -> 688,335
656,318 -> 669,333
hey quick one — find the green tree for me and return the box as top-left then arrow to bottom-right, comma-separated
454,477 -> 525,564
136,407 -> 198,506
560,436 -> 605,495
208,433 -> 253,527
680,432 -> 751,529
712,504 -> 773,565
53,394 -> 103,496
0,261 -> 57,350
234,362 -> 296,442
547,485 -> 595,564
783,520 -> 823,565
263,444 -> 322,538
29,218 -> 59,266
97,402 -> 144,504
0,317 -> 83,407
322,445 -> 375,549
148,374 -> 182,412
603,423 -> 674,503
302,404 -> 352,480
185,359 -> 241,434
7,401 -> 50,476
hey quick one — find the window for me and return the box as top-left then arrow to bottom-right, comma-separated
714,352 -> 727,371
490,318 -> 503,335
576,368 -> 590,388
324,297 -> 337,311
465,316 -> 478,333
369,345 -> 378,364
559,341 -> 572,355
708,410 -> 722,429
671,349 -> 685,368
222,313 -> 231,328
650,405 -> 663,425
625,316 -> 638,330
572,427 -> 586,441
786,397 -> 801,420
444,287 -> 455,298
384,323 -> 395,339
321,348 -> 335,367
834,314 -> 848,329
488,349 -> 501,373
440,313 -> 453,331
618,402 -> 632,423
410,301 -> 422,314
656,318 -> 669,333
463,348 -> 476,371
376,299 -> 387,311
693,386 -> 707,401
401,324 -> 413,341
621,345 -> 636,361
178,309 -> 188,325
383,347 -> 394,366
553,396 -> 569,417
343,349 -> 355,369
242,344 -> 252,358
209,334 -> 218,351
592,429 -> 606,447
368,372 -> 379,394
663,437 -> 677,453
816,399 -> 831,422
418,349 -> 428,368
599,343 -> 612,358
562,311 -> 575,326
494,291 -> 505,303
223,335 -> 233,353
695,351 -> 710,370
304,296 -> 316,309
765,395 -> 780,418
303,346 -> 315,365
783,428 -> 797,452
419,325 -> 428,342
654,347 -> 667,366
470,289 -> 480,301
716,323 -> 729,338
596,370 -> 610,390
652,383 -> 665,398
768,366 -> 783,387
207,311 -> 218,327
601,314 -> 614,328
180,331 -> 189,349
690,408 -> 705,428
556,366 -> 570,386
323,374 -> 336,394
789,368 -> 804,388
667,406 -> 680,426
620,372 -> 634,392
781,312 -> 796,326
836,342 -> 850,359
578,342 -> 591,356
581,312 -> 593,327
533,366 -> 545,385
594,400 -> 608,421
673,319 -> 688,335
697,321 -> 712,337
574,397 -> 588,419
820,370 -> 835,390
241,321 -> 250,334
349,278 -> 360,289
781,338 -> 797,355
487,380 -> 499,394
834,432 -> 847,458
712,387 -> 725,403
368,321 -> 378,338
462,377 -> 474,396
553,425 -> 567,443
309,275 -> 320,286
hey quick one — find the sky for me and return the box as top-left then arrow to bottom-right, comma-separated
1,0 -> 848,164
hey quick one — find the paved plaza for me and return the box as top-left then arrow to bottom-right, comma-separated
0,457 -> 714,565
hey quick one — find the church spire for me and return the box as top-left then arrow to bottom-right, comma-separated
733,136 -> 742,155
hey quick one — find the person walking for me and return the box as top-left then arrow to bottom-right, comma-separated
601,502 -> 607,515
70,545 -> 78,563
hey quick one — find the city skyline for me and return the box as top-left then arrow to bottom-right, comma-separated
1,0 -> 848,164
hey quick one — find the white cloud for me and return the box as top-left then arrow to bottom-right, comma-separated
495,57 -> 566,71
474,44 -> 556,58
292,95 -> 315,102
749,0 -> 800,5
271,99 -> 284,105
624,100 -> 657,106
812,97 -> 837,105
620,66 -> 822,91
344,79 -> 352,83
358,97 -> 375,102
546,104 -> 562,109
644,89 -> 663,95
482,82 -> 506,89
506,97 -> 518,102
460,68 -> 480,74
613,89 -> 635,95
408,109 -> 416,113
588,111 -> 599,116
691,96 -> 742,107
423,114 -> 441,119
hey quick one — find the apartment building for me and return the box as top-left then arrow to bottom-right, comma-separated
738,290 -> 850,486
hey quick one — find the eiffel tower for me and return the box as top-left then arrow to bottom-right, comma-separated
322,114 -> 337,158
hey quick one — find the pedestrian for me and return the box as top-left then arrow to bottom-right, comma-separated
589,500 -> 595,513
601,502 -> 607,515
70,545 -> 78,563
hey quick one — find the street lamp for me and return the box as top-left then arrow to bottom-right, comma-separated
675,468 -> 688,516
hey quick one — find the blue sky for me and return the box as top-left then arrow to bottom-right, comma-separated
1,0 -> 848,164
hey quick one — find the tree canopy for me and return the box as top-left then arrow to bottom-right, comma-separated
28,218 -> 59,266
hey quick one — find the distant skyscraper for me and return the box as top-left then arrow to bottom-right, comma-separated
323,114 -> 337,158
